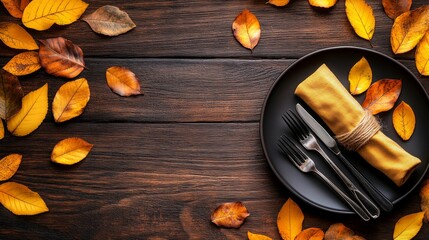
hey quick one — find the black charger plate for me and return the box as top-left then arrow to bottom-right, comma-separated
260,46 -> 429,214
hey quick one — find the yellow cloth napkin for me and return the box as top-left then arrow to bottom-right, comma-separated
295,64 -> 421,186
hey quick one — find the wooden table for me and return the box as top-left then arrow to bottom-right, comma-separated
1,1 -> 428,239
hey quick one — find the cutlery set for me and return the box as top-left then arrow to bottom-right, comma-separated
278,104 -> 394,221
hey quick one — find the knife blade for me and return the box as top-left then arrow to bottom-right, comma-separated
296,103 -> 393,212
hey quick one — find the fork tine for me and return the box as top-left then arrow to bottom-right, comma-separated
278,135 -> 305,165
282,111 -> 305,140
289,111 -> 311,137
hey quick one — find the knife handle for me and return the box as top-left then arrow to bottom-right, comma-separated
338,153 -> 393,212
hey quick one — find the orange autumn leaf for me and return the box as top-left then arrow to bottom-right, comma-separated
0,154 -> 22,181
0,120 -> 3,140
345,0 -> 375,41
3,51 -> 41,76
211,201 -> 250,228
381,0 -> 412,19
51,137 -> 93,165
1,0 -> 30,18
0,69 -> 23,120
248,231 -> 273,240
52,78 -> 90,123
277,198 -> 304,240
39,37 -> 85,78
393,212 -> 425,240
266,0 -> 290,7
106,66 -> 142,97
308,0 -> 338,8
82,5 -> 136,36
419,179 -> 429,222
0,182 -> 48,215
325,223 -> 365,240
393,101 -> 415,141
232,9 -> 261,50
0,22 -> 38,50
391,6 -> 429,54
362,79 -> 402,115
295,228 -> 324,240
349,57 -> 372,95
415,31 -> 429,76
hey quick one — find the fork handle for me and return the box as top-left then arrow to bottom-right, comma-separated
314,169 -> 370,221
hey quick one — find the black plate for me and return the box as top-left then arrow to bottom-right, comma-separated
260,46 -> 429,214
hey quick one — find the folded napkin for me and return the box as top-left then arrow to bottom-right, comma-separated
295,64 -> 421,186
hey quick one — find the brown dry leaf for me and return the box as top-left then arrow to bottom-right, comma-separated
232,9 -> 261,50
325,223 -> 365,240
381,0 -> 412,19
0,182 -> 48,215
0,69 -> 24,120
83,5 -> 136,36
22,0 -> 88,31
266,0 -> 290,7
419,179 -> 429,222
0,154 -> 22,181
349,57 -> 372,95
211,202 -> 250,228
39,37 -> 85,78
308,0 -> 338,8
0,22 -> 38,50
345,0 -> 375,41
277,198 -> 304,240
391,6 -> 429,54
362,79 -> 402,115
3,51 -> 41,76
247,231 -> 272,240
1,0 -> 30,18
51,137 -> 93,165
106,66 -> 142,97
415,31 -> 429,76
295,228 -> 324,240
52,78 -> 90,123
393,211 -> 425,240
393,101 -> 415,141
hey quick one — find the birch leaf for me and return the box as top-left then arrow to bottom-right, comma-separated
393,212 -> 425,240
381,0 -> 412,19
248,231 -> 273,240
51,137 -> 93,165
3,51 -> 41,76
295,228 -> 324,240
277,198 -> 304,240
391,6 -> 429,54
7,83 -> 48,136
0,154 -> 22,181
22,0 -> 88,31
0,22 -> 38,50
308,0 -> 338,8
393,101 -> 415,141
52,78 -> 90,123
0,182 -> 48,215
362,79 -> 402,115
1,0 -> 30,18
415,31 -> 429,76
211,202 -> 250,228
419,179 -> 429,222
39,37 -> 85,79
0,69 -> 24,120
266,0 -> 290,7
106,66 -> 142,97
82,5 -> 136,36
345,0 -> 375,41
232,9 -> 261,50
349,57 -> 372,95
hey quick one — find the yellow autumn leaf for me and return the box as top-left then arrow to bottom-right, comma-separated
22,0 -> 88,31
349,57 -> 372,95
0,182 -> 48,215
7,83 -> 48,136
248,231 -> 273,240
416,31 -> 429,76
308,0 -> 338,8
345,0 -> 375,41
393,101 -> 415,141
277,198 -> 304,240
0,22 -> 38,50
52,78 -> 90,123
266,0 -> 290,7
0,154 -> 21,181
391,6 -> 429,54
419,179 -> 429,222
3,51 -> 41,76
393,211 -> 425,240
51,137 -> 93,165
232,9 -> 261,50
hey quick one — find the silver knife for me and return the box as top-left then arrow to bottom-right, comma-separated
296,103 -> 393,212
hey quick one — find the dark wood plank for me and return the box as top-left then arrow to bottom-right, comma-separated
0,0 -> 428,59
0,122 -> 427,239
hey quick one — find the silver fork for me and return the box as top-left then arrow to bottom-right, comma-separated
278,136 -> 370,221
282,110 -> 380,219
